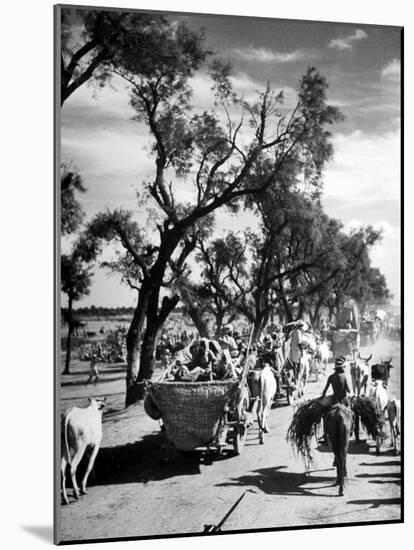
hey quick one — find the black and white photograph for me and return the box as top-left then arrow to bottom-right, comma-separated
56,3 -> 402,544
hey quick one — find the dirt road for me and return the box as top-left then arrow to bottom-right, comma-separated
59,337 -> 401,542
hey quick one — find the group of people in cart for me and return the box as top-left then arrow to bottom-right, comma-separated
164,319 -> 320,395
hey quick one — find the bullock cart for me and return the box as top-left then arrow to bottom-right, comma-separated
280,363 -> 297,405
328,328 -> 360,359
145,378 -> 251,455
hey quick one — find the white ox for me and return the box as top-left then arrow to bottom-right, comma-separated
388,398 -> 401,455
314,339 -> 330,378
248,363 -> 277,444
369,381 -> 388,455
350,353 -> 372,396
297,332 -> 317,395
61,397 -> 106,505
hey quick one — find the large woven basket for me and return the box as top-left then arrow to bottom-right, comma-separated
147,380 -> 239,450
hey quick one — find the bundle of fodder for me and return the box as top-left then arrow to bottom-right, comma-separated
286,398 -> 329,466
351,396 -> 385,441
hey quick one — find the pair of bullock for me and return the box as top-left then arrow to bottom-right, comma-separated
349,354 -> 400,454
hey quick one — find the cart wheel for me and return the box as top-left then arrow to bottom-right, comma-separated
234,423 -> 247,455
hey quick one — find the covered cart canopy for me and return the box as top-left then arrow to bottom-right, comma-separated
146,380 -> 239,451
328,328 -> 360,357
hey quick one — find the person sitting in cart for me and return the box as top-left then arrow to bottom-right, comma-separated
218,324 -> 244,375
270,327 -> 285,396
219,324 -> 240,359
268,332 -> 283,377
191,338 -> 217,380
173,338 -> 227,382
287,320 -> 306,377
233,330 -> 247,356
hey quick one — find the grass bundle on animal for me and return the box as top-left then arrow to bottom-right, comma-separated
286,398 -> 327,466
287,396 -> 385,466
350,395 -> 385,442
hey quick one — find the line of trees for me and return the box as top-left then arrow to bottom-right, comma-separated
60,165 -> 93,374
60,8 -> 390,404
178,188 -> 390,339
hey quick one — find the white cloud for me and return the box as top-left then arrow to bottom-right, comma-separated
62,74 -> 135,119
323,129 -> 400,204
230,47 -> 314,63
381,59 -> 400,82
328,29 -> 368,51
323,130 -> 400,304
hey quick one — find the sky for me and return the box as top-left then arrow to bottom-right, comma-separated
61,10 -> 401,308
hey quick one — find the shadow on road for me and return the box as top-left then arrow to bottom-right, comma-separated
72,433 -> 239,488
90,433 -> 203,486
317,440 -> 376,456
359,460 -> 400,467
60,392 -> 125,406
369,479 -> 401,485
215,466 -> 339,498
61,376 -> 125,388
356,472 -> 400,479
346,497 -> 401,508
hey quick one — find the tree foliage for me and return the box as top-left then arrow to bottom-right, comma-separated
60,164 -> 93,373
60,9 -> 207,105
61,251 -> 92,302
61,164 -> 86,235
189,194 -> 390,332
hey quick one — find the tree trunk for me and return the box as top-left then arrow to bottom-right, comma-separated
134,294 -> 181,400
252,319 -> 263,341
215,310 -> 225,338
125,282 -> 181,406
297,300 -> 306,321
312,297 -> 324,328
62,297 -> 74,375
187,307 -> 211,338
125,230 -> 185,405
278,282 -> 293,322
328,304 -> 335,324
136,326 -> 157,393
125,289 -> 149,407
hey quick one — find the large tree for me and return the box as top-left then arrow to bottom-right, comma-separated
82,39 -> 343,404
61,252 -> 92,374
60,165 -> 92,373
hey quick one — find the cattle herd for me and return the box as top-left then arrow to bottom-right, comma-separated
61,317 -> 401,504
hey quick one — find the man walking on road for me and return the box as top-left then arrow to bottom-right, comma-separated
86,353 -> 100,385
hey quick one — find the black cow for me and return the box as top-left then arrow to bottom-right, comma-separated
371,359 -> 393,386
